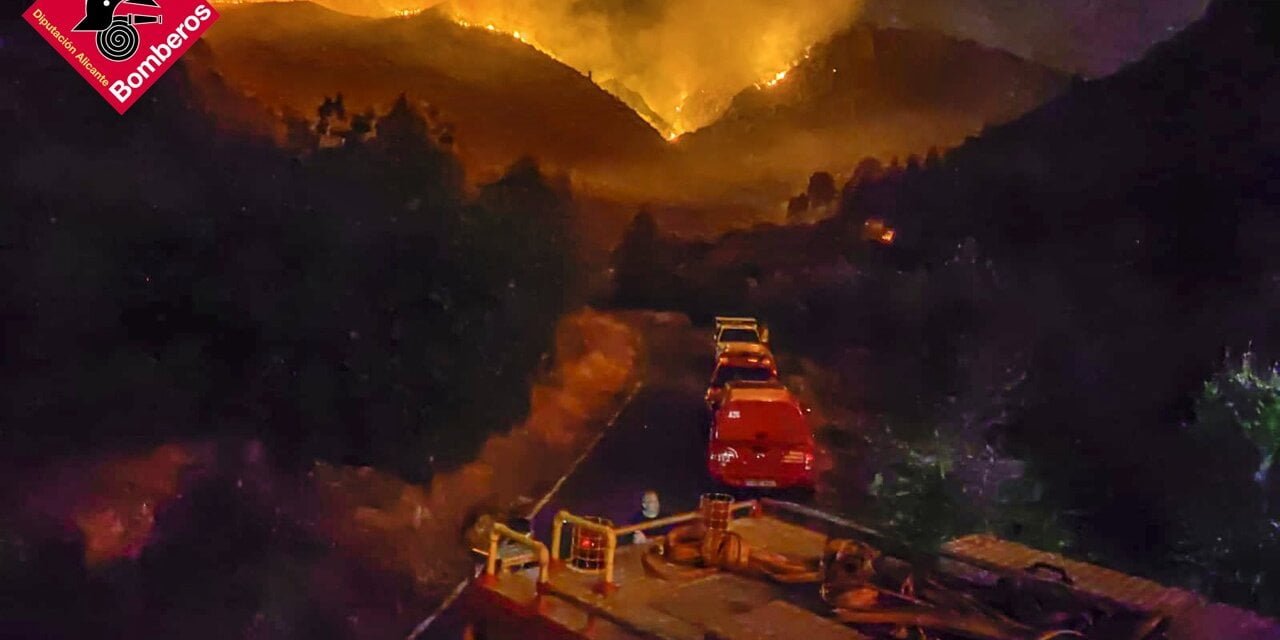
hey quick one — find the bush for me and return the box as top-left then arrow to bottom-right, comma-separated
1169,351 -> 1280,613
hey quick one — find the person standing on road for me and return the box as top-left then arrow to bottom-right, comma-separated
624,490 -> 668,544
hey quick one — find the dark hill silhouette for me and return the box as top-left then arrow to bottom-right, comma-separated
855,0 -> 1274,268
197,3 -> 1072,225
669,23 -> 1068,204
200,2 -> 668,181
701,24 -> 1067,140
1,21 -> 576,480
852,0 -> 1279,278
610,0 -> 1280,613
637,0 -> 1276,296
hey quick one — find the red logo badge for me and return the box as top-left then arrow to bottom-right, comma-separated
23,0 -> 219,114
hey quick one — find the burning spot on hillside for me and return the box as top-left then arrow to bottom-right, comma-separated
16,443 -> 210,567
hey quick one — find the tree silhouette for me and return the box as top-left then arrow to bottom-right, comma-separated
612,209 -> 665,307
924,146 -> 942,170
905,154 -> 923,174
787,193 -> 810,219
849,157 -> 885,187
344,108 -> 375,146
282,108 -> 318,153
315,93 -> 347,136
376,94 -> 428,153
807,171 -> 837,208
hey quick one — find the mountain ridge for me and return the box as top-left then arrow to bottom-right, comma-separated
201,2 -> 668,181
661,20 -> 1068,207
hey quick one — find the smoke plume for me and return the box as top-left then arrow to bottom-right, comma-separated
307,308 -> 642,590
444,0 -> 863,134
265,0 -> 865,136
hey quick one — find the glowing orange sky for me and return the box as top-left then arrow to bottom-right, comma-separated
211,0 -> 864,138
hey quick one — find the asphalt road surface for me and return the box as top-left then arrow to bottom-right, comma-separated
420,312 -> 817,639
531,383 -> 719,540
528,312 -> 816,551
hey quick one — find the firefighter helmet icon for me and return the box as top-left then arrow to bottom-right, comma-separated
73,0 -> 162,62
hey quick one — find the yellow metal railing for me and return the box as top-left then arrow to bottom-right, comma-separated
550,510 -> 621,593
614,499 -> 757,537
549,500 -> 759,594
481,522 -> 550,589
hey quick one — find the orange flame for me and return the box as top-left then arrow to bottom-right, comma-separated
440,3 -> 845,140
209,0 -> 859,141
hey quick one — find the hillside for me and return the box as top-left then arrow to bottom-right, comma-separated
852,0 -> 1279,274
851,0 -> 1280,607
666,24 -> 1068,204
200,2 -> 668,183
2,14 -> 594,635
856,0 -> 1211,78
610,0 -> 1280,613
198,4 -> 1073,221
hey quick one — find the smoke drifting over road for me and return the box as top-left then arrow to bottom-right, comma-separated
306,309 -> 642,596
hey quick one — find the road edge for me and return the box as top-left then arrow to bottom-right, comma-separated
404,380 -> 645,640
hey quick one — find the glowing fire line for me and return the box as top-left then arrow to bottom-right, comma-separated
448,13 -> 815,141
209,0 -> 816,143
453,16 -> 546,52
754,47 -> 811,90
450,14 -> 693,141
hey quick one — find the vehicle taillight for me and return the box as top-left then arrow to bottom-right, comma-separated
710,446 -> 738,466
784,450 -> 815,470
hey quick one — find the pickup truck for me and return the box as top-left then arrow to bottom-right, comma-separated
713,316 -> 770,356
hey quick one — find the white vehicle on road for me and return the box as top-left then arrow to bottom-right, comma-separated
714,316 -> 770,356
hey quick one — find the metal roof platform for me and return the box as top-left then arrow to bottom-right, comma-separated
942,535 -> 1280,640
477,512 -> 864,640
459,498 -> 1280,640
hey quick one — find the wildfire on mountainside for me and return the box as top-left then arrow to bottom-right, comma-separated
447,13 -> 812,140
450,16 -> 561,63
755,47 -> 811,90
207,0 -> 860,141
445,14 -> 686,140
